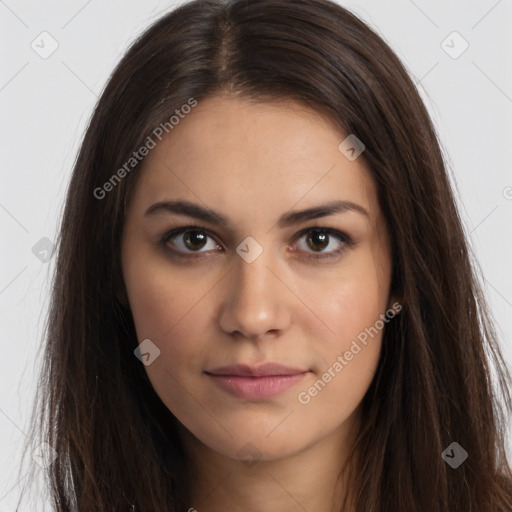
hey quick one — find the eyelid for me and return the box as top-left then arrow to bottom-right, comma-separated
161,225 -> 353,259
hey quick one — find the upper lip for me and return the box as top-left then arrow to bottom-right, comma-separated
205,363 -> 309,377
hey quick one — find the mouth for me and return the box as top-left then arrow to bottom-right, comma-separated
205,363 -> 310,400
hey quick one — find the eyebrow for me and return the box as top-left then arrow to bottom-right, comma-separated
144,199 -> 369,229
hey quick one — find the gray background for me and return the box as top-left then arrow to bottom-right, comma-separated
1,0 -> 511,509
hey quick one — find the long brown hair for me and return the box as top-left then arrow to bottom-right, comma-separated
21,0 -> 512,510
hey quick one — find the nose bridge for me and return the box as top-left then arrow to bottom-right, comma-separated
218,241 -> 291,338
236,252 -> 274,298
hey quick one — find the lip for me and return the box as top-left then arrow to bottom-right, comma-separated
206,363 -> 309,377
205,363 -> 310,400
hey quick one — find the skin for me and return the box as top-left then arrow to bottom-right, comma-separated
121,94 -> 395,512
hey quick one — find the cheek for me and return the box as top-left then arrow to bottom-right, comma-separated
299,251 -> 389,407
296,280 -> 385,417
122,255 -> 210,402
124,269 -> 174,341
122,249 -> 218,386
123,245 -> 209,341
314,256 -> 390,350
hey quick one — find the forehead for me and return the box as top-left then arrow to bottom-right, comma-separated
127,95 -> 381,225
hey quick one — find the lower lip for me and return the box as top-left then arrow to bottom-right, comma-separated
207,372 -> 309,400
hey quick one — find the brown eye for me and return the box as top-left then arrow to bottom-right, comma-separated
164,228 -> 220,254
162,225 -> 352,261
294,227 -> 353,260
305,229 -> 330,252
182,230 -> 208,251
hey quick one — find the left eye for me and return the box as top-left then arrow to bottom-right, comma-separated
293,227 -> 350,257
162,227 -> 351,258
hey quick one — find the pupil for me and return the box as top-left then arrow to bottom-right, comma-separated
185,230 -> 207,250
307,230 -> 329,251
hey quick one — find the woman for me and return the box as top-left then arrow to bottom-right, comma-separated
22,0 -> 512,510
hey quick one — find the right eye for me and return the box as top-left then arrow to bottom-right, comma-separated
162,227 -> 223,258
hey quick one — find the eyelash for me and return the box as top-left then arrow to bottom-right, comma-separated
161,225 -> 354,262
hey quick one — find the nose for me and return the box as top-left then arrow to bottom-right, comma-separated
218,248 -> 292,341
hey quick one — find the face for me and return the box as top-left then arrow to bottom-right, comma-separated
121,94 -> 394,464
